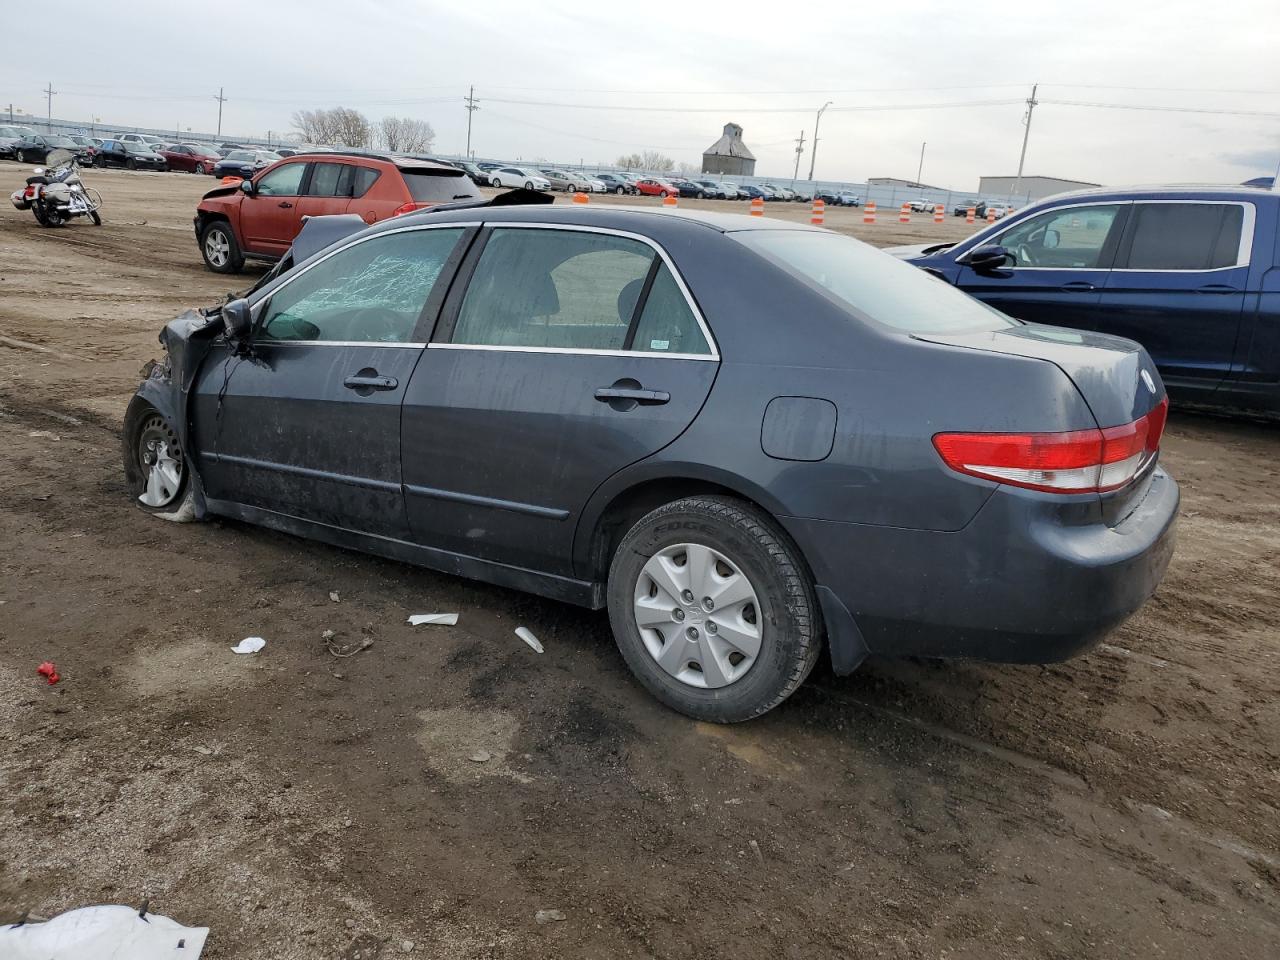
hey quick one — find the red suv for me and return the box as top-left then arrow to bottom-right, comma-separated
194,153 -> 480,273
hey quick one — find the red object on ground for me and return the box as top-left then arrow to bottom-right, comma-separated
37,661 -> 60,684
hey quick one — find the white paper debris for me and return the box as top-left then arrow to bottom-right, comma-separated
231,636 -> 266,655
515,626 -> 544,654
329,591 -> 341,602
0,904 -> 209,959
407,613 -> 459,626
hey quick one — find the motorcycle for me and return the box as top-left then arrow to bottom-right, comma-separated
9,148 -> 102,227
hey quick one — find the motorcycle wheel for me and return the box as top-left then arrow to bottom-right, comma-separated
32,203 -> 48,226
90,210 -> 102,226
39,203 -> 65,227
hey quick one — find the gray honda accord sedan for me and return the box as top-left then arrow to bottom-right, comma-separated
124,200 -> 1178,721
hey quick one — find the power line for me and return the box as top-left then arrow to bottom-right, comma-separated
1040,98 -> 1280,118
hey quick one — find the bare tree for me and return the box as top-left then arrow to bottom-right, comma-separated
676,161 -> 700,177
377,116 -> 436,153
290,107 -> 372,147
640,150 -> 675,173
615,152 -> 643,170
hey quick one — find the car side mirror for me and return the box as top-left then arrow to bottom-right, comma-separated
967,244 -> 1011,273
222,298 -> 253,343
239,179 -> 256,195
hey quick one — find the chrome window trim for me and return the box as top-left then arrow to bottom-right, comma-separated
1111,200 -> 1254,273
443,221 -> 720,360
247,221 -> 479,346
255,340 -> 427,349
959,200 -> 1132,272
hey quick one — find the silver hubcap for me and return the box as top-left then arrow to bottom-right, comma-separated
633,543 -> 762,689
205,230 -> 229,266
138,418 -> 183,508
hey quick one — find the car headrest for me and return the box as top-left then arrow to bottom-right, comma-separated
617,277 -> 645,324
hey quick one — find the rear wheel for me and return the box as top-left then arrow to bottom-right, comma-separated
607,496 -> 822,722
195,162 -> 206,174
200,220 -> 245,274
128,410 -> 196,522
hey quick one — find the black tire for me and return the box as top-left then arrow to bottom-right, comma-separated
607,495 -> 822,723
32,202 -> 48,226
614,186 -> 625,195
124,406 -> 196,523
491,176 -> 503,188
200,220 -> 245,274
39,202 -> 64,228
126,158 -> 137,170
90,210 -> 102,226
194,162 -> 206,175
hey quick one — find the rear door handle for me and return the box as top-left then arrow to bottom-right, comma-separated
594,387 -> 670,405
278,201 -> 293,209
344,374 -> 398,391
1060,281 -> 1095,291
1194,284 -> 1239,294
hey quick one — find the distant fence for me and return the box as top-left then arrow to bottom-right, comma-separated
6,112 -> 1035,206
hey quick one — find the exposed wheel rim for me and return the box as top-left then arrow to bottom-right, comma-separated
137,414 -> 183,508
204,228 -> 230,266
633,542 -> 762,689
195,163 -> 205,174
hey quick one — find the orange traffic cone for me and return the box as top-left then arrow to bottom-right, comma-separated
750,197 -> 764,217
863,201 -> 877,224
966,206 -> 976,224
662,193 -> 677,207
933,204 -> 944,224
899,202 -> 911,224
572,192 -> 589,204
986,207 -> 997,223
810,198 -> 825,226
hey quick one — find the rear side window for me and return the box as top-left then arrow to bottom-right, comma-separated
306,162 -> 349,197
1119,203 -> 1246,270
451,228 -> 710,354
258,228 -> 464,343
401,170 -> 481,203
735,230 -> 1016,334
352,166 -> 380,198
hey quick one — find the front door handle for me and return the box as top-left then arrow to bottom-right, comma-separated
1060,280 -> 1095,292
1194,284 -> 1239,294
594,387 -> 670,405
278,201 -> 293,209
344,372 -> 398,393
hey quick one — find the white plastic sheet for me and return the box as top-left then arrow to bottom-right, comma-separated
231,637 -> 265,654
407,613 -> 459,626
0,905 -> 208,959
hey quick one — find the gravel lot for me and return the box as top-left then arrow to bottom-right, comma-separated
1,162 -> 1277,959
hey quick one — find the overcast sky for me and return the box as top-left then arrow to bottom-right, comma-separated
3,0 -> 1278,188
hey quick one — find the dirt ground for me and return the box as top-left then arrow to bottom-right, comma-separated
1,162 -> 1277,959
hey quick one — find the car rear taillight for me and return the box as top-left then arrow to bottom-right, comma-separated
392,201 -> 432,217
932,397 -> 1168,494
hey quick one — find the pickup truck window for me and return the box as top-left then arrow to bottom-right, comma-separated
1117,203 -> 1245,271
996,204 -> 1124,269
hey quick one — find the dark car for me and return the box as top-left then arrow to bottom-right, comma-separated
160,143 -> 222,174
212,149 -> 282,179
953,199 -> 984,216
95,139 -> 167,170
65,135 -> 100,162
194,152 -> 481,272
15,134 -> 93,165
126,202 -> 1177,722
888,185 -> 1280,416
595,172 -> 636,195
737,184 -> 769,200
672,179 -> 707,198
818,190 -> 860,207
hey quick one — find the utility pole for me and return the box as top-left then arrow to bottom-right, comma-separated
214,87 -> 228,138
43,82 -> 56,125
807,101 -> 832,181
1010,83 -> 1038,204
464,85 -> 480,157
915,141 -> 927,187
792,129 -> 806,183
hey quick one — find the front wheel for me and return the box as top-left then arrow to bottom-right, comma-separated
614,186 -> 625,195
126,158 -> 137,170
607,496 -> 822,723
126,408 -> 196,522
90,210 -> 102,226
200,220 -> 245,273
491,177 -> 503,188
195,162 -> 206,174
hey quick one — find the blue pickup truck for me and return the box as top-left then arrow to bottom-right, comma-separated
888,185 -> 1279,415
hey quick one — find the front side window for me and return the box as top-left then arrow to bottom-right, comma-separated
452,228 -> 710,354
1119,203 -> 1246,270
257,162 -> 306,196
994,204 -> 1123,269
258,228 -> 464,343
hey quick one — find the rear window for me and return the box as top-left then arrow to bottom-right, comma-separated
1119,203 -> 1246,270
400,169 -> 481,203
734,230 -> 1017,334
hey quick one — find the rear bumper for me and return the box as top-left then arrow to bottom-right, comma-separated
784,466 -> 1179,665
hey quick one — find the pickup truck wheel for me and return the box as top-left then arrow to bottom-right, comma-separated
200,221 -> 245,274
607,495 -> 822,723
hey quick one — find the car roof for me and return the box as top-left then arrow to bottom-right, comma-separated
272,149 -> 459,173
393,201 -> 819,236
1035,183 -> 1276,204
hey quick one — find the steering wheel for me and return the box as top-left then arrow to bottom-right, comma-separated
348,306 -> 407,343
